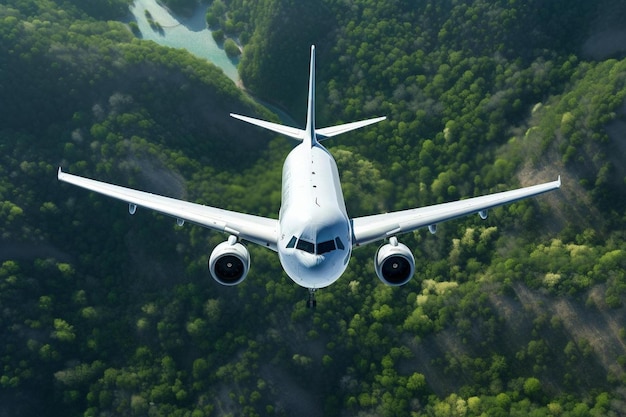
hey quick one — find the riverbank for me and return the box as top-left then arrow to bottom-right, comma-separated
125,0 -> 239,82
123,0 -> 299,126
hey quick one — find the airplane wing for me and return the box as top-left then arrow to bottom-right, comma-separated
57,168 -> 279,250
351,176 -> 561,247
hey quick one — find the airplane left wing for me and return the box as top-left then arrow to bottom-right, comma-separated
351,177 -> 561,247
58,168 -> 279,250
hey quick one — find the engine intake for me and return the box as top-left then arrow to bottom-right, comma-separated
374,237 -> 415,286
208,235 -> 250,286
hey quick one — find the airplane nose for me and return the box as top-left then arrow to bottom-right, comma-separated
297,252 -> 325,268
280,250 -> 346,289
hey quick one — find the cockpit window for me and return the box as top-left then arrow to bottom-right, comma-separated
296,239 -> 315,254
290,235 -> 346,254
317,240 -> 336,254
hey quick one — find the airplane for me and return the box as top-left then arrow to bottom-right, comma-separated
58,45 -> 561,308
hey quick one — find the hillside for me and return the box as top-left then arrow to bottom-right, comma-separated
1,0 -> 626,416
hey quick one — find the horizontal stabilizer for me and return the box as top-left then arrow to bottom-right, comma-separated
316,116 -> 386,140
230,113 -> 386,142
230,113 -> 305,141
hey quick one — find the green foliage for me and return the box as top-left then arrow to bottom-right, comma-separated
224,38 -> 241,58
1,0 -> 626,416
211,28 -> 224,43
235,0 -> 335,111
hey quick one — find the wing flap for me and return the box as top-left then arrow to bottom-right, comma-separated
352,177 -> 561,246
58,168 -> 279,250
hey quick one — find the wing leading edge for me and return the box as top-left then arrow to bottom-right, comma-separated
57,168 -> 278,250
351,176 -> 561,247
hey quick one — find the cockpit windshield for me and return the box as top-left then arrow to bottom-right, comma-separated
296,238 -> 315,253
287,235 -> 345,254
317,239 -> 335,254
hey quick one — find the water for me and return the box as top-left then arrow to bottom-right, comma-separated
125,0 -> 298,125
126,0 -> 239,82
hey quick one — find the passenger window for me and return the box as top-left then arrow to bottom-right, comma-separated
296,239 -> 315,254
286,236 -> 297,248
335,237 -> 345,250
318,240 -> 336,254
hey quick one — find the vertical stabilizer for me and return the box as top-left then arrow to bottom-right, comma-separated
304,45 -> 317,148
230,45 -> 385,143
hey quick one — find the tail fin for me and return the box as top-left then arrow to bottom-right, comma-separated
230,45 -> 386,145
304,45 -> 316,147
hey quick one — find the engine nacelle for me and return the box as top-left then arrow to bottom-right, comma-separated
208,236 -> 250,286
374,237 -> 415,286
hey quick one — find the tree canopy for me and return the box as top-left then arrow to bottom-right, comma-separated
1,0 -> 626,416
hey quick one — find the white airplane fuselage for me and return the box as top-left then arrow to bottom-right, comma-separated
277,142 -> 352,289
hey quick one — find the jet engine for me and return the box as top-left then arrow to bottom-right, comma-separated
208,235 -> 250,286
374,237 -> 415,286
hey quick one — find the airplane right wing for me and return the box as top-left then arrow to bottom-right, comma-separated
351,177 -> 561,247
58,168 -> 279,250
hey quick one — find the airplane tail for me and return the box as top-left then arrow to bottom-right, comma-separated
304,44 -> 316,147
230,45 -> 385,146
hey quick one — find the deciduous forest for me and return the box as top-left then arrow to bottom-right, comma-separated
1,0 -> 626,416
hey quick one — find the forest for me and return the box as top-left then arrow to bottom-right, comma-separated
1,0 -> 626,416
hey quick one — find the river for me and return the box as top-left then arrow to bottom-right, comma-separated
124,0 -> 298,125
125,0 -> 239,82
